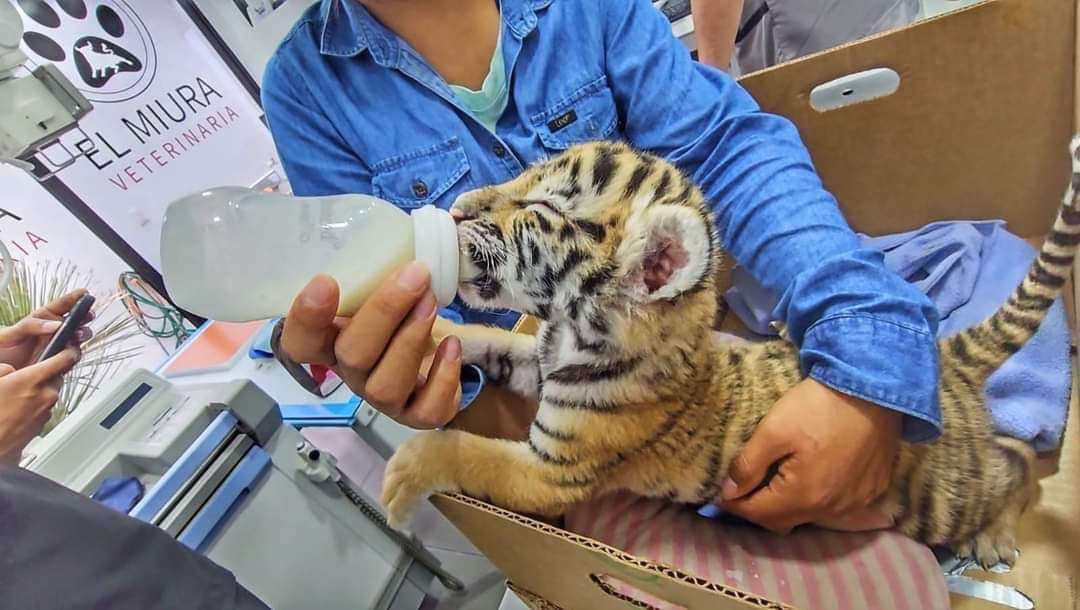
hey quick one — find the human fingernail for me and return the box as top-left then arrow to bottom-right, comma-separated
302,275 -> 335,307
721,478 -> 739,500
397,262 -> 429,291
409,294 -> 437,322
444,336 -> 461,361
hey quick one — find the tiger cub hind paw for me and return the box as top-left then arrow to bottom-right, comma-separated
952,532 -> 1019,571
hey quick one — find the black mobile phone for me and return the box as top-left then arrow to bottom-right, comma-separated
35,294 -> 96,364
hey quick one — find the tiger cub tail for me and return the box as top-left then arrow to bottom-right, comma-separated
941,134 -> 1080,376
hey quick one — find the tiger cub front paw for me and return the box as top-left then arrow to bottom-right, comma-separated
381,431 -> 459,529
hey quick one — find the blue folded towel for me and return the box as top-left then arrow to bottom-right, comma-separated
91,476 -> 144,514
724,220 -> 1070,452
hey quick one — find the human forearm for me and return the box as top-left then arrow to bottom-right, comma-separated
690,0 -> 743,70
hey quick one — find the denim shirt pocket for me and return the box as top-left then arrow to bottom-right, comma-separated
371,139 -> 471,209
530,75 -> 619,151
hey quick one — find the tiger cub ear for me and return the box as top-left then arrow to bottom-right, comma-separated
617,204 -> 713,302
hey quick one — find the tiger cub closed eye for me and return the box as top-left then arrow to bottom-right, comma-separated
383,137 -> 1080,569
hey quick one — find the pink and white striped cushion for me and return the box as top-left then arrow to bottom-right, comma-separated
565,493 -> 950,610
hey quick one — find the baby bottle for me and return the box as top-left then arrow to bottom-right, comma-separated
160,187 -> 459,322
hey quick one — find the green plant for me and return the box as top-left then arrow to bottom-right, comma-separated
0,260 -> 143,435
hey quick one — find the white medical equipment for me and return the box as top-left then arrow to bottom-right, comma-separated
0,0 -> 95,294
0,0 -> 93,177
655,0 -> 695,50
23,368 -> 462,609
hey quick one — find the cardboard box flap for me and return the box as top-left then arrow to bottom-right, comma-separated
431,494 -> 792,610
739,0 -> 1076,238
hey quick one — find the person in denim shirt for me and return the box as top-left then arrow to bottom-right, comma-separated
263,0 -> 940,533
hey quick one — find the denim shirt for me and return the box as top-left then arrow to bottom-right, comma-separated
262,0 -> 942,441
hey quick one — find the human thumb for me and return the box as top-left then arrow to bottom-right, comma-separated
0,318 -> 60,344
23,318 -> 63,336
0,363 -> 15,376
25,348 -> 80,382
720,426 -> 791,501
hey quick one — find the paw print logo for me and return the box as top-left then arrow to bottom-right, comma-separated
15,0 -> 157,104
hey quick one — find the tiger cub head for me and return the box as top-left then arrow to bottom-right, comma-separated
452,141 -> 720,327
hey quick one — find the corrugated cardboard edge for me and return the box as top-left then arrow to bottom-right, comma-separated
1076,0 -> 1080,133
505,581 -> 566,610
432,493 -> 791,610
1074,0 -> 1080,344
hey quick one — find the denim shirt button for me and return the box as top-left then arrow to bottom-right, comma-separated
492,143 -> 507,158
411,180 -> 429,198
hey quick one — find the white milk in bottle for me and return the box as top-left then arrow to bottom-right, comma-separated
161,187 -> 459,321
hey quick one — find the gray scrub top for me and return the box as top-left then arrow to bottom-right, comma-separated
732,0 -> 923,76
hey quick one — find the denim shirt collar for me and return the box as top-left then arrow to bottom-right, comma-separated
318,0 -> 553,62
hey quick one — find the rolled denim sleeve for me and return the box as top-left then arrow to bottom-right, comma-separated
601,0 -> 941,441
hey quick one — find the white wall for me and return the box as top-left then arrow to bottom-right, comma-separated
190,0 -> 318,84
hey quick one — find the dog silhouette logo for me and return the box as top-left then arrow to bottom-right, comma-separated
74,36 -> 142,87
17,0 -> 158,103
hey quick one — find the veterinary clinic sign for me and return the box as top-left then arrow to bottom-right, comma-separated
0,203 -> 48,259
2,163 -> 111,279
13,0 -> 279,269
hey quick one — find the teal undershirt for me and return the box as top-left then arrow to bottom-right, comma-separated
448,24 -> 508,134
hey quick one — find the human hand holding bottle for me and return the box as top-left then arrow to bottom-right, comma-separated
281,262 -> 463,429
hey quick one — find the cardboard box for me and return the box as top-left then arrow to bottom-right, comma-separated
435,1 -> 1080,607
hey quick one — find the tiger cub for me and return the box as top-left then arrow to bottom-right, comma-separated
383,137 -> 1080,568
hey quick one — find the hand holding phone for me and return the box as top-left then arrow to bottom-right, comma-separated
35,294 -> 95,365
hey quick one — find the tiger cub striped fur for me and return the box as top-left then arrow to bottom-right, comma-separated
383,136 -> 1080,568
